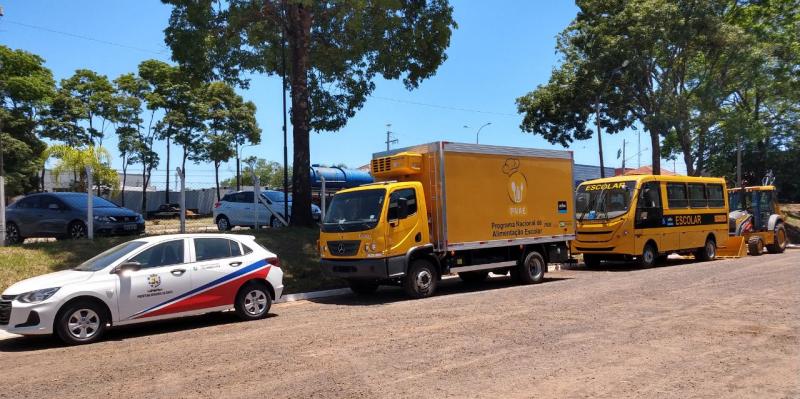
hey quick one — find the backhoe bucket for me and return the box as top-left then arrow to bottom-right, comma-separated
718,236 -> 747,258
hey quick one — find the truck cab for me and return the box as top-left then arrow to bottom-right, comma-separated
320,181 -> 430,285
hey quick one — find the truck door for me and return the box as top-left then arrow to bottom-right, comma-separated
635,181 -> 664,254
386,188 -> 421,256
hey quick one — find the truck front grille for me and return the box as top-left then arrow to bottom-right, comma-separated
0,301 -> 11,325
327,240 -> 360,256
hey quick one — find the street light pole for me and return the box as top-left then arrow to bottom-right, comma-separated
476,122 -> 491,144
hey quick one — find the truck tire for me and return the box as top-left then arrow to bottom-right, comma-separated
766,223 -> 787,254
694,237 -> 716,262
517,251 -> 545,285
404,259 -> 437,299
638,243 -> 657,268
583,254 -> 602,268
348,280 -> 379,295
458,271 -> 489,284
748,236 -> 764,256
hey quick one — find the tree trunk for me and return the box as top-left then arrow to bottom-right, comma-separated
165,136 -> 171,204
141,164 -> 148,214
287,2 -> 314,227
694,124 -> 708,176
650,131 -> 661,175
215,161 -> 221,201
121,162 -> 127,206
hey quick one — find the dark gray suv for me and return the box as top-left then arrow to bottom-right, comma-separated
4,192 -> 145,244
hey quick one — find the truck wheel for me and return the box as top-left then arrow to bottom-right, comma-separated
404,259 -> 437,299
458,271 -> 489,284
517,251 -> 545,285
748,236 -> 764,256
694,237 -> 716,261
638,243 -> 657,268
583,254 -> 602,268
348,281 -> 379,295
766,223 -> 787,254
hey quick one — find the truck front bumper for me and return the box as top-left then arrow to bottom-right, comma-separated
320,256 -> 406,280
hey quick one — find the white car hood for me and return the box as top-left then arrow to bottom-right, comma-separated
3,269 -> 94,296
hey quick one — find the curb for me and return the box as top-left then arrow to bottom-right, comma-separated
275,287 -> 352,304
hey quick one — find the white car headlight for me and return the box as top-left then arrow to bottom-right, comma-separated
94,215 -> 114,222
17,287 -> 60,303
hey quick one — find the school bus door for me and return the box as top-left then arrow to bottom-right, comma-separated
634,181 -> 665,254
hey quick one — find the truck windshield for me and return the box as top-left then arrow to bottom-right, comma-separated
322,189 -> 386,233
576,181 -> 636,221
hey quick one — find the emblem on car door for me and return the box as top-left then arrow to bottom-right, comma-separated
147,274 -> 161,289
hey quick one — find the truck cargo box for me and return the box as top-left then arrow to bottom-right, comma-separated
371,142 -> 575,251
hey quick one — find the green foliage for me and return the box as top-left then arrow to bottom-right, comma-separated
46,144 -> 119,193
517,0 -> 798,185
56,69 -> 117,146
161,0 -> 456,226
0,45 -> 54,195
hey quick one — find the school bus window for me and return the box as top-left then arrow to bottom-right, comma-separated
666,183 -> 688,208
688,183 -> 707,208
707,184 -> 725,208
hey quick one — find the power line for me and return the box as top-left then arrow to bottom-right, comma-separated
4,20 -> 167,56
370,95 -> 518,117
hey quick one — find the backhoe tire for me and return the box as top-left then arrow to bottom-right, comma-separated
766,223 -> 787,254
748,236 -> 764,256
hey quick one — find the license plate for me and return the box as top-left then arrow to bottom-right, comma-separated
124,224 -> 137,231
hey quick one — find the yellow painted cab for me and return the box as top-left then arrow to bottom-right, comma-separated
572,174 -> 729,267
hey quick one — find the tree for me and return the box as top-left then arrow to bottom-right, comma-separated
115,73 -> 159,212
138,59 -> 181,204
162,0 -> 456,226
0,46 -> 55,195
58,69 -> 117,147
46,145 -> 118,193
202,81 -> 261,200
517,0 -> 736,175
222,158 -> 290,190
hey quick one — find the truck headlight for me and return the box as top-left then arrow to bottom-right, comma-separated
17,287 -> 60,303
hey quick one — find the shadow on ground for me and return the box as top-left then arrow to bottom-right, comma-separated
0,312 -> 277,353
562,256 -> 718,272
310,274 -> 571,306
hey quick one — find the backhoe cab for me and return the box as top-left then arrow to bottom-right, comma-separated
727,172 -> 788,255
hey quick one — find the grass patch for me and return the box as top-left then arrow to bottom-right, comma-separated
0,228 -> 345,294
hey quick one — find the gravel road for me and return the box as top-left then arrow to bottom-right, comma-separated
1,251 -> 798,398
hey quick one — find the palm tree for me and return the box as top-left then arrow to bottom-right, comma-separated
46,145 -> 119,194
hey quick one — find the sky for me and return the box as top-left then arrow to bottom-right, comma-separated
0,1 -> 684,189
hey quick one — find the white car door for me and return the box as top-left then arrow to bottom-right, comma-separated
189,237 -> 267,309
116,239 -> 193,322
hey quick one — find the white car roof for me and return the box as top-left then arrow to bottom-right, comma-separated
131,233 -> 258,244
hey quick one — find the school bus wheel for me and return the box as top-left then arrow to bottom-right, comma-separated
694,235 -> 717,262
638,242 -> 658,268
583,254 -> 602,269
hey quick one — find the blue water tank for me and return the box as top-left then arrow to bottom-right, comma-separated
310,165 -> 373,189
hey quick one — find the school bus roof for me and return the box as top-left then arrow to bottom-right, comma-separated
578,174 -> 726,186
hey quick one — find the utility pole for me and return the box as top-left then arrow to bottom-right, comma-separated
0,9 -> 5,246
385,123 -> 398,151
621,140 -> 627,170
595,97 -> 605,178
637,131 -> 641,168
736,132 -> 742,188
475,122 -> 491,144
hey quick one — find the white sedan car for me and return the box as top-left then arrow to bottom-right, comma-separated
0,234 -> 283,345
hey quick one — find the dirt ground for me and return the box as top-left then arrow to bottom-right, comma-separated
1,251 -> 798,398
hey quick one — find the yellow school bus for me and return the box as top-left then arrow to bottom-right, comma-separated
572,175 -> 729,267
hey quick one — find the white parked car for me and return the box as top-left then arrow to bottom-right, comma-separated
213,190 -> 321,231
0,234 -> 283,345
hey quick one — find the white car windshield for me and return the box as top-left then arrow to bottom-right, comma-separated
74,241 -> 147,271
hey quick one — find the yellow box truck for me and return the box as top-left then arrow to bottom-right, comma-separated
319,142 -> 575,298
